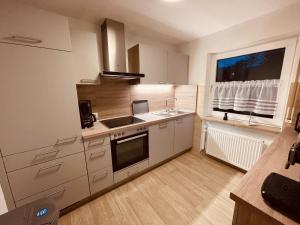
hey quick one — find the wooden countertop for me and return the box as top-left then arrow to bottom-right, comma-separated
201,116 -> 282,134
230,124 -> 300,225
82,111 -> 195,140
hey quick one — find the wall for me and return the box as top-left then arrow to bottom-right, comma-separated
178,3 -> 300,150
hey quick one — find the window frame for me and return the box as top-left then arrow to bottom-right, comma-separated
208,37 -> 298,127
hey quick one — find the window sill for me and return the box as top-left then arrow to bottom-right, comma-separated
201,116 -> 282,134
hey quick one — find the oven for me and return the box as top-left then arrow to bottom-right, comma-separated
111,127 -> 149,172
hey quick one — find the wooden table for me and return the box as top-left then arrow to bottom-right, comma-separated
230,124 -> 300,225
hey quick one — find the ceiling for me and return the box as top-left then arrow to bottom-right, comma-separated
18,0 -> 300,44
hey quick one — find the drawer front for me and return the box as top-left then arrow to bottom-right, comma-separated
84,136 -> 110,151
85,145 -> 112,173
114,160 -> 149,184
4,139 -> 84,172
16,176 -> 90,210
8,152 -> 87,201
89,167 -> 113,195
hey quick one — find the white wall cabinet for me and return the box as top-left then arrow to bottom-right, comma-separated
70,28 -> 100,84
128,44 -> 168,84
128,44 -> 189,84
173,115 -> 194,155
0,0 -> 71,51
0,43 -> 82,156
149,121 -> 175,166
167,52 -> 189,84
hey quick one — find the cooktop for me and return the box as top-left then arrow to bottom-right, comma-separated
100,116 -> 145,128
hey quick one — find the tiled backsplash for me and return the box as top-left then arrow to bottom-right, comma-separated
77,79 -> 197,120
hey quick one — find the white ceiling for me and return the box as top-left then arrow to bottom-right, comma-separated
18,0 -> 300,44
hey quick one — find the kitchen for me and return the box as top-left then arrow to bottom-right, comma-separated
1,0 -> 300,225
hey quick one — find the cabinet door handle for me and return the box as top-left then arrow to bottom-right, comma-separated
88,138 -> 105,147
89,150 -> 106,160
176,118 -> 184,123
5,35 -> 42,44
47,187 -> 66,199
92,171 -> 108,183
159,123 -> 168,129
55,136 -> 77,146
37,163 -> 63,175
33,150 -> 60,162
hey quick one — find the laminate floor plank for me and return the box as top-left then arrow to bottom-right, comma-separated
59,152 -> 244,225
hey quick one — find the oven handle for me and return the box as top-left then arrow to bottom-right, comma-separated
117,134 -> 147,144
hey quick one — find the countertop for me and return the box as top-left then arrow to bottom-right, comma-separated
230,124 -> 300,225
82,110 -> 195,140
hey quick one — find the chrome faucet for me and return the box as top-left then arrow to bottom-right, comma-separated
165,98 -> 177,112
248,112 -> 256,126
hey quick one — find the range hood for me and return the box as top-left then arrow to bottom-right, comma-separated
100,19 -> 145,79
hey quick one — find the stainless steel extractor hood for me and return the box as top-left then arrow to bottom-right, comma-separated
100,19 -> 144,79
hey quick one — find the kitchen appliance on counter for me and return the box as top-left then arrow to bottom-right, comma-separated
132,100 -> 149,115
0,198 -> 59,225
79,100 -> 96,128
101,116 -> 145,129
261,132 -> 300,223
111,126 -> 149,172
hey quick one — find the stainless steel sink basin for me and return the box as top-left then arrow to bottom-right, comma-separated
152,110 -> 186,117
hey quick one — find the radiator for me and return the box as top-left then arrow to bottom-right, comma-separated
206,127 -> 264,170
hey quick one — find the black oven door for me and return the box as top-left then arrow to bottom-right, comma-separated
111,131 -> 149,172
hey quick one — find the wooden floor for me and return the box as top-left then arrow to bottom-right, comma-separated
59,152 -> 244,225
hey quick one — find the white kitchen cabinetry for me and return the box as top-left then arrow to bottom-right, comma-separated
174,115 -> 194,155
15,176 -> 90,210
149,121 -> 175,166
0,43 -> 82,156
0,1 -> 71,51
167,51 -> 189,84
128,44 -> 168,84
70,28 -> 100,84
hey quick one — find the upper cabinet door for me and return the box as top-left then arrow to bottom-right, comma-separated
167,52 -> 189,85
0,43 -> 82,156
0,1 -> 72,51
70,28 -> 100,84
139,44 -> 168,84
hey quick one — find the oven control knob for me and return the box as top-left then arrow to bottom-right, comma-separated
114,134 -> 117,138
122,132 -> 125,135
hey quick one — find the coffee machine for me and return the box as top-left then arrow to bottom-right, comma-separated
78,100 -> 96,128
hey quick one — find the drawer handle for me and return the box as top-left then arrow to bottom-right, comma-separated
88,138 -> 105,147
92,171 -> 108,183
33,150 -> 60,162
176,118 -> 184,123
89,150 -> 106,160
47,187 -> 66,199
37,163 -> 63,176
5,35 -> 42,44
55,136 -> 77,146
159,123 -> 168,129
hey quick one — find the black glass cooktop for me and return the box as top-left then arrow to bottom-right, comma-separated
101,116 -> 145,128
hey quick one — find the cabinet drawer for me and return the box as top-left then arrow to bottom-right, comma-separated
8,152 -> 87,201
84,136 -> 110,151
85,145 -> 112,173
0,1 -> 71,50
89,167 -> 113,195
4,139 -> 84,172
16,176 -> 90,210
114,160 -> 148,184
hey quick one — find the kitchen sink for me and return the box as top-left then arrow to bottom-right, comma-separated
152,110 -> 186,117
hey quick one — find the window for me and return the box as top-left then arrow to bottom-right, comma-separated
208,37 -> 298,127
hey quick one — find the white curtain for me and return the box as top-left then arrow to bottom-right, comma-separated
213,79 -> 280,116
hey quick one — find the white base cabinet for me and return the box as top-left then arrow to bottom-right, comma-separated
174,115 -> 194,155
149,121 -> 175,166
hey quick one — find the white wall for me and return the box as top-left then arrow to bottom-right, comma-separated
178,2 -> 300,85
